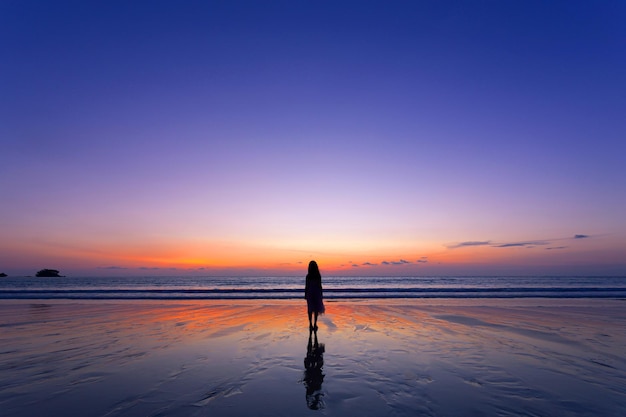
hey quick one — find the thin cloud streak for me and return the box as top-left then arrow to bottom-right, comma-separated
447,234 -> 592,250
380,259 -> 412,265
446,241 -> 492,249
494,241 -> 549,248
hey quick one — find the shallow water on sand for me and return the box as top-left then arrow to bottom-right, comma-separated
1,299 -> 625,416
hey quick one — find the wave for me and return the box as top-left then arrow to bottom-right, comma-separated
2,286 -> 626,300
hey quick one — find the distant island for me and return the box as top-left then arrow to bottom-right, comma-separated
36,269 -> 63,277
0,273 -> 6,277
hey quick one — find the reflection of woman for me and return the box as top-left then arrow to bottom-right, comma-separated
305,260 -> 325,330
303,329 -> 325,410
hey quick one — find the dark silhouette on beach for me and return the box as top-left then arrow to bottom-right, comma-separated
305,260 -> 325,330
303,328 -> 325,410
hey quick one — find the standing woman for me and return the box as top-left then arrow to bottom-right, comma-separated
305,260 -> 325,330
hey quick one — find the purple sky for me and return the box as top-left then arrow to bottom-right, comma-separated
2,1 -> 625,276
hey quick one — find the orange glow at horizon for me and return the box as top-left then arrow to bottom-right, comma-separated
2,231 -> 621,276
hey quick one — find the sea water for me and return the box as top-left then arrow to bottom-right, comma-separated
1,275 -> 625,300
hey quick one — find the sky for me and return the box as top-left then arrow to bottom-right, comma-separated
1,1 -> 625,276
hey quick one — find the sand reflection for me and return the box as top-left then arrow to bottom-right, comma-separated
1,299 -> 625,416
303,328 -> 325,410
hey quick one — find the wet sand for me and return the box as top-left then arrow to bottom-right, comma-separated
1,299 -> 625,416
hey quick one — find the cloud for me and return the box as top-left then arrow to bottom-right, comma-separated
362,262 -> 377,266
417,259 -> 428,263
139,267 -> 179,270
98,266 -> 128,270
448,234 -> 591,251
494,241 -> 549,248
351,264 -> 360,268
447,241 -> 491,249
380,259 -> 412,265
546,246 -> 568,250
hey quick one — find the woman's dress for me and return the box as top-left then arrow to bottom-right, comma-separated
305,276 -> 325,314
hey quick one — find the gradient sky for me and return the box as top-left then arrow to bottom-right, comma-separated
2,1 -> 625,276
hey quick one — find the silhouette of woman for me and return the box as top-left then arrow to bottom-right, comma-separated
304,260 -> 325,330
303,329 -> 325,410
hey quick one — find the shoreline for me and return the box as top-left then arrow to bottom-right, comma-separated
1,296 -> 624,308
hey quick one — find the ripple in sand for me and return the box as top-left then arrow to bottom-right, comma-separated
589,358 -> 616,369
463,377 -> 483,387
209,323 -> 249,338
193,385 -> 243,406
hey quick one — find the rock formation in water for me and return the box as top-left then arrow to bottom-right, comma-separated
36,269 -> 62,277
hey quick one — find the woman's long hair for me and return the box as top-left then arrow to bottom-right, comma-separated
307,260 -> 321,280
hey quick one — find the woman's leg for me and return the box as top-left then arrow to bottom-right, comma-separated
308,311 -> 313,328
313,312 -> 318,329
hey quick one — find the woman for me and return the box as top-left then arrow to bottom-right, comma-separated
305,260 -> 325,330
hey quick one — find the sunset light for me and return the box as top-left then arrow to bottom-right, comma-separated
2,4 -> 626,416
1,1 -> 624,277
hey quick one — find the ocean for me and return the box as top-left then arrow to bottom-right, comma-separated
1,275 -> 625,300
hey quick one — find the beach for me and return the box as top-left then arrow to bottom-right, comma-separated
1,299 -> 625,416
